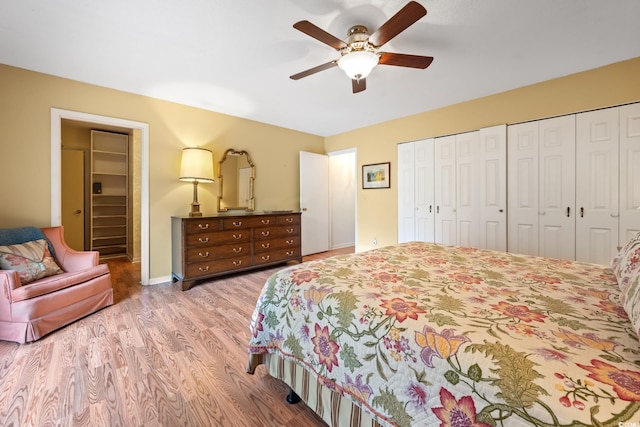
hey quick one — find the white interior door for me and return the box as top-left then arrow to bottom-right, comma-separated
61,149 -> 85,251
507,122 -> 539,256
300,151 -> 329,256
434,136 -> 457,245
620,103 -> 640,245
539,115 -> 576,260
576,108 -> 619,264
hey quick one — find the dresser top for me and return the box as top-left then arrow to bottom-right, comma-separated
172,210 -> 300,220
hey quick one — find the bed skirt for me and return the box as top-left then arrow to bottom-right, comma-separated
247,353 -> 382,427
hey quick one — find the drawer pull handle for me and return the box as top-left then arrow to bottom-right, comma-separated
233,247 -> 243,253
232,221 -> 242,227
261,243 -> 270,249
261,255 -> 270,261
233,260 -> 242,266
286,228 -> 294,234
198,266 -> 210,272
233,234 -> 243,239
285,218 -> 294,223
262,219 -> 270,224
286,251 -> 294,256
261,231 -> 270,237
198,223 -> 209,230
198,252 -> 209,257
199,237 -> 209,243
286,239 -> 294,245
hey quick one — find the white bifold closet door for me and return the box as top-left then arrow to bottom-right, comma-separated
455,131 -> 479,248
478,125 -> 507,251
397,138 -> 435,243
620,103 -> 640,245
575,108 -> 619,264
434,136 -> 457,245
539,115 -> 576,260
507,115 -> 576,260
398,126 -> 506,250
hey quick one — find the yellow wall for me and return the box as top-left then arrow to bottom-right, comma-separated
0,64 -> 324,279
325,57 -> 640,252
2,58 -> 640,279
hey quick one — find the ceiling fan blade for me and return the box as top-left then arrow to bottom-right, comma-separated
368,1 -> 427,48
352,78 -> 366,94
290,60 -> 338,80
293,20 -> 347,50
378,52 -> 434,69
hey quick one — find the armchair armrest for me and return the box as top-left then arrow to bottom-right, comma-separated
0,270 -> 20,320
41,226 -> 99,272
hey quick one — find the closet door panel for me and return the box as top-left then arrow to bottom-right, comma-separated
620,103 -> 640,245
435,136 -> 457,245
576,107 -> 619,264
415,139 -> 435,242
456,132 -> 479,248
397,142 -> 415,243
538,115 -> 576,260
479,125 -> 507,251
507,122 -> 539,256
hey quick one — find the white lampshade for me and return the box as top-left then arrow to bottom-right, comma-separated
179,147 -> 214,183
337,51 -> 379,80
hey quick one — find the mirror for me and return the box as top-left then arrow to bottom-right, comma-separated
217,149 -> 255,212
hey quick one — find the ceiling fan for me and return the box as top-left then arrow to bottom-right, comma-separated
290,1 -> 434,94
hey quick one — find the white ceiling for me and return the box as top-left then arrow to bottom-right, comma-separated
1,1 -> 639,137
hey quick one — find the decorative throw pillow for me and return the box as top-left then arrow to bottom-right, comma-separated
611,232 -> 640,293
0,239 -> 64,285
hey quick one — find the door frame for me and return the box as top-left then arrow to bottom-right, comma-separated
50,108 -> 150,286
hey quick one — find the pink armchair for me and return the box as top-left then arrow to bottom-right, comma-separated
0,226 -> 113,343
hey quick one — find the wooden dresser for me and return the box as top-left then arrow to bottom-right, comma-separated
171,212 -> 302,290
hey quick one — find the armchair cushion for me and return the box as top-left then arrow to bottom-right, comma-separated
0,239 -> 63,285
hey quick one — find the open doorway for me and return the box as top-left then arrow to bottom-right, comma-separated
51,109 -> 150,285
61,121 -> 140,261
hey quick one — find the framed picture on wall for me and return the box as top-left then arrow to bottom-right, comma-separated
362,162 -> 390,189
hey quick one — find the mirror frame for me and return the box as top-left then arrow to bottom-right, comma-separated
217,148 -> 255,212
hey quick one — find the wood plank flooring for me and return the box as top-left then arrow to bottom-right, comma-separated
0,247 -> 354,427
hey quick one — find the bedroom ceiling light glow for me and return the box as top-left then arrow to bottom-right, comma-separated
337,51 -> 379,80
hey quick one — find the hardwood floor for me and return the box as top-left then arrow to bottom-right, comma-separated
0,247 -> 354,427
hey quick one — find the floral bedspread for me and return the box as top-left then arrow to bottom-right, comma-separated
248,242 -> 640,426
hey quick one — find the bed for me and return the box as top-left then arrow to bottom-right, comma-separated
246,238 -> 640,426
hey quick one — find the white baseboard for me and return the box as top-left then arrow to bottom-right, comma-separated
148,275 -> 173,285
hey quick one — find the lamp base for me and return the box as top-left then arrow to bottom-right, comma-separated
189,181 -> 203,217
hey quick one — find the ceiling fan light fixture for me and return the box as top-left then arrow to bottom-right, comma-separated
337,50 -> 379,80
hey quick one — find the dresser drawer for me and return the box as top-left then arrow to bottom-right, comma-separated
253,248 -> 300,266
277,214 -> 301,226
186,255 -> 251,277
254,225 -> 300,240
254,236 -> 300,253
222,216 -> 276,230
185,219 -> 220,234
186,242 -> 250,262
274,225 -> 300,237
185,229 -> 250,247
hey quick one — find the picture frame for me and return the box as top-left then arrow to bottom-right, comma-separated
362,162 -> 390,189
